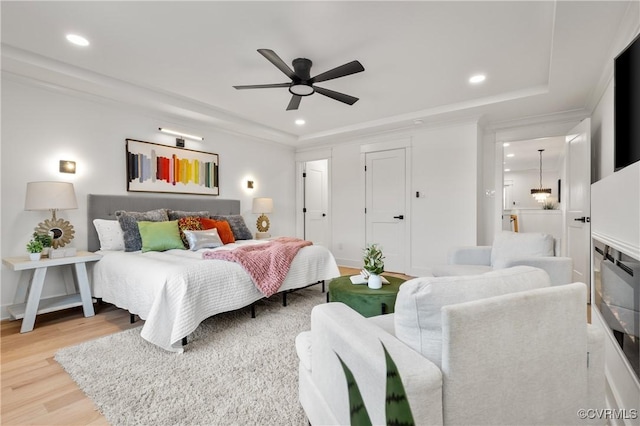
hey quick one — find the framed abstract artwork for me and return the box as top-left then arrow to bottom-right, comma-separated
126,139 -> 219,196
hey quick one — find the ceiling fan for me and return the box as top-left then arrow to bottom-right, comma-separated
233,49 -> 365,111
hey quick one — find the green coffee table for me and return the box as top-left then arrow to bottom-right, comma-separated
327,275 -> 407,317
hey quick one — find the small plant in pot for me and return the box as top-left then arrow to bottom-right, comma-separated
363,243 -> 385,289
32,232 -> 53,256
26,239 -> 44,261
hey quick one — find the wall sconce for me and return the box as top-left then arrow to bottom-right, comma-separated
59,160 -> 76,174
247,180 -> 254,189
158,127 -> 204,141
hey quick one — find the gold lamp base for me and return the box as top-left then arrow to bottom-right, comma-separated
256,214 -> 270,233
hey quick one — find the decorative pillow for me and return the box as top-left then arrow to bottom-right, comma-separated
200,218 -> 236,244
210,214 -> 253,240
138,220 -> 185,252
490,231 -> 555,268
92,219 -> 125,251
115,209 -> 169,252
177,216 -> 203,247
168,210 -> 210,221
394,266 -> 551,368
183,228 -> 224,251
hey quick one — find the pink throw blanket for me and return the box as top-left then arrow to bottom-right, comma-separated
202,237 -> 312,297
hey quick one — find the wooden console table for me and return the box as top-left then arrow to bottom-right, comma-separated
2,251 -> 102,332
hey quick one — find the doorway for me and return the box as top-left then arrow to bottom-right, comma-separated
497,118 -> 591,290
302,159 -> 330,247
365,148 -> 407,273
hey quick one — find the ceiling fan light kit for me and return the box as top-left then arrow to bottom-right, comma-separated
234,49 -> 364,111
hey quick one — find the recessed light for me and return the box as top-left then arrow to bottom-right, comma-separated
295,119 -> 305,126
506,153 -> 515,158
503,143 -> 510,147
66,34 -> 89,47
469,74 -> 486,84
504,168 -> 511,172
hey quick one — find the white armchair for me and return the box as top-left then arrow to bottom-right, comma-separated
296,266 -> 604,425
431,231 -> 573,285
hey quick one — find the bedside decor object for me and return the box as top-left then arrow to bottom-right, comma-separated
530,149 -> 552,202
252,197 -> 273,239
26,239 -> 43,261
126,139 -> 219,196
32,232 -> 53,256
363,243 -> 385,289
25,181 -> 78,249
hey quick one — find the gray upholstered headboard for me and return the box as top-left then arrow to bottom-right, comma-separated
87,194 -> 241,252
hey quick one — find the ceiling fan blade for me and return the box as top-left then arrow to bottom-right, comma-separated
233,83 -> 290,90
257,49 -> 296,80
311,60 -> 365,84
314,86 -> 359,105
287,95 -> 302,111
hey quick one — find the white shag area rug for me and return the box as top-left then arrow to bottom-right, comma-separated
55,287 -> 325,426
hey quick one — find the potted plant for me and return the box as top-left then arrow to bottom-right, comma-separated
363,243 -> 385,289
33,232 -> 53,256
26,239 -> 44,261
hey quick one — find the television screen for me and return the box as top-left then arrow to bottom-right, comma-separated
614,33 -> 640,171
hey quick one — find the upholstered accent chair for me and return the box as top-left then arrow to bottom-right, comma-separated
296,266 -> 604,425
431,231 -> 573,285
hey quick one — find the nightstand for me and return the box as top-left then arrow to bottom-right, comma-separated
2,251 -> 102,332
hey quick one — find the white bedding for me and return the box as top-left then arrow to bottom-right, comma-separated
91,240 -> 340,352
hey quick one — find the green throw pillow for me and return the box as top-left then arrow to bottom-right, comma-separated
138,220 -> 185,252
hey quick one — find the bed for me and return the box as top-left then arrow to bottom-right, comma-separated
87,194 -> 340,353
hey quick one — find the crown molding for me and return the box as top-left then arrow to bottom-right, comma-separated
1,44 -> 298,146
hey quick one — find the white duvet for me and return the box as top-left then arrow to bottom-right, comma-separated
91,240 -> 340,352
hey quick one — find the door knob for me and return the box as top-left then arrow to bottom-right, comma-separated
322,213 -> 326,217
393,215 -> 404,220
574,216 -> 590,223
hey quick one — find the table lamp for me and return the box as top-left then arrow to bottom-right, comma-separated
25,181 -> 78,248
252,197 -> 273,239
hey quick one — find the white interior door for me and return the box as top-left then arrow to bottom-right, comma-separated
365,149 -> 406,273
565,118 -> 591,288
303,159 -> 329,247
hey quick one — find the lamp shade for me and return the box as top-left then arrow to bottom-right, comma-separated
252,197 -> 273,214
25,181 -> 78,211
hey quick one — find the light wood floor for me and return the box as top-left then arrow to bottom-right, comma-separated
1,303 -> 137,425
1,267 -> 412,425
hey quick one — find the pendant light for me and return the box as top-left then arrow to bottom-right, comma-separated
531,149 -> 552,202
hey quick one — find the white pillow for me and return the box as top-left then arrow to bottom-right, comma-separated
394,266 -> 551,368
490,231 -> 554,268
183,228 -> 224,251
93,219 -> 125,251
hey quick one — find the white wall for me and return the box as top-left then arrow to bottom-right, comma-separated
310,120 -> 479,276
409,122 -> 478,274
0,77 -> 296,319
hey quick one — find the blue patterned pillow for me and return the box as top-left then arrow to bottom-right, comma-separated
210,215 -> 253,240
115,209 -> 169,252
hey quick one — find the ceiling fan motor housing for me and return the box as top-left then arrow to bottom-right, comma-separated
233,49 -> 364,110
289,58 -> 314,96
